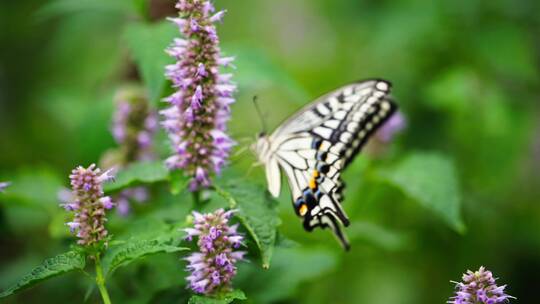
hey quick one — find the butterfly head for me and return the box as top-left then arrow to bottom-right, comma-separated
251,133 -> 271,163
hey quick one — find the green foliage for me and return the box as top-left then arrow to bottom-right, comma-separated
124,21 -> 177,105
104,161 -> 169,193
36,0 -> 137,20
0,251 -> 86,298
102,236 -> 187,276
471,24 -> 538,81
2,0 -> 540,303
0,167 -> 63,212
425,67 -> 533,193
169,169 -> 190,195
235,247 -> 337,303
227,46 -> 310,103
378,152 -> 465,233
348,221 -> 412,251
188,290 -> 246,304
215,181 -> 281,269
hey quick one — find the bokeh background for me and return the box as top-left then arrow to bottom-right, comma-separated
1,0 -> 540,303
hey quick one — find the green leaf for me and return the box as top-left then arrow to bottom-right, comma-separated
378,152 -> 465,233
104,161 -> 169,193
169,169 -> 190,195
124,21 -> 177,105
0,251 -> 86,298
103,236 -> 187,276
215,181 -> 281,269
188,290 -> 247,304
275,232 -> 300,249
235,248 -> 337,303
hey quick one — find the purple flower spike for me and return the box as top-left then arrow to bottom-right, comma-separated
107,87 -> 157,216
63,164 -> 115,247
111,87 -> 158,163
162,0 -> 236,191
184,208 -> 245,295
448,266 -> 515,304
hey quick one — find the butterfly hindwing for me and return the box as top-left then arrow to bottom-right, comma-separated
258,79 -> 397,249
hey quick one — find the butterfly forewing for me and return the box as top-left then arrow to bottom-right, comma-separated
261,79 -> 397,250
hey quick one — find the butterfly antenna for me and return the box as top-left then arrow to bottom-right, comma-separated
232,145 -> 249,158
252,95 -> 268,134
236,137 -> 254,143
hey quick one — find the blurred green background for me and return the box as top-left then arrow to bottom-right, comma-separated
1,0 -> 540,303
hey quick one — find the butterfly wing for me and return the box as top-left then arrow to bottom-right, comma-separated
265,79 -> 397,249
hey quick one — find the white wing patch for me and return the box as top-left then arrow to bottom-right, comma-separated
312,126 -> 333,139
265,158 -> 281,198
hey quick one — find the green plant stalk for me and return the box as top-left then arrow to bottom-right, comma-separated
192,190 -> 201,204
95,255 -> 112,304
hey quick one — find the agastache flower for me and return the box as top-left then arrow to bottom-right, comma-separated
183,208 -> 245,295
0,181 -> 10,193
375,111 -> 406,143
61,164 -> 115,247
162,0 -> 236,191
106,87 -> 157,215
448,266 -> 514,304
114,186 -> 148,216
111,87 -> 158,162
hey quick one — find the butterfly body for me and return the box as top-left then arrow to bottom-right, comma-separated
254,79 -> 397,250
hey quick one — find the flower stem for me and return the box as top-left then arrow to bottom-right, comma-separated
192,190 -> 201,205
95,255 -> 112,304
192,190 -> 209,211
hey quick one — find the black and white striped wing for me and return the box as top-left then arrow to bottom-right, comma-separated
268,79 -> 397,250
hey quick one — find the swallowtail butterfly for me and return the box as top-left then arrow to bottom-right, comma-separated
253,79 -> 397,250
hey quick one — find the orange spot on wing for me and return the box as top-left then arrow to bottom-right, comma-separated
309,178 -> 317,190
299,204 -> 308,216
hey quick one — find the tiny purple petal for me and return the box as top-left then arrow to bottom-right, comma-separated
190,19 -> 199,32
210,10 -> 226,23
202,1 -> 215,14
196,63 -> 207,77
0,181 -> 10,192
184,228 -> 201,238
191,85 -> 203,110
117,197 -> 130,216
66,221 -> 80,233
100,196 -> 114,210
98,168 -> 115,183
217,56 -> 235,67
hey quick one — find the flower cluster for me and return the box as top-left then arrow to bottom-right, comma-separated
105,87 -> 158,215
111,87 -> 158,163
184,208 -> 245,295
61,164 -> 115,247
448,266 -> 514,304
162,0 -> 236,191
0,181 -> 10,193
375,111 -> 406,143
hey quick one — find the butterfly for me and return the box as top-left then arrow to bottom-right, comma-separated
253,79 -> 398,250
